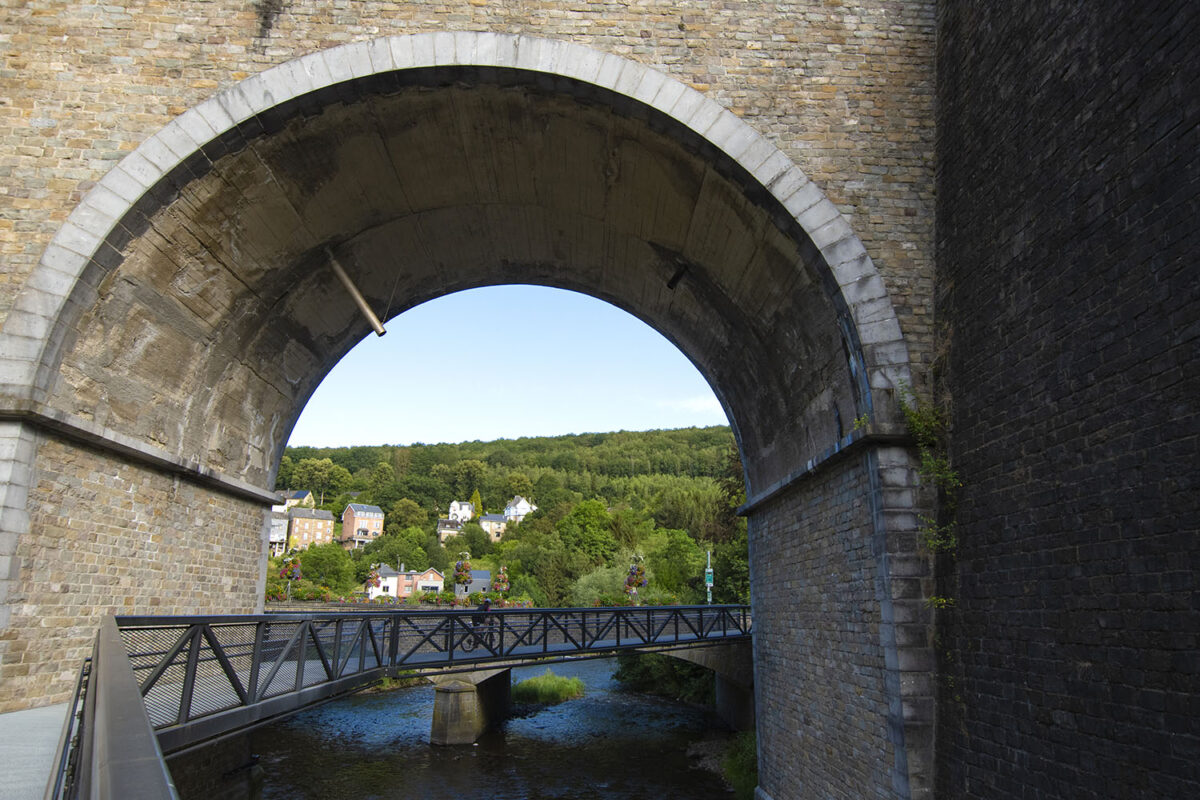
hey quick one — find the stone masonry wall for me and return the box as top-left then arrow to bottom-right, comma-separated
751,453 -> 907,799
936,2 -> 1200,796
0,0 -> 937,374
0,433 -> 264,711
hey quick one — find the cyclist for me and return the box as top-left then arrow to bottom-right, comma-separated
469,597 -> 495,650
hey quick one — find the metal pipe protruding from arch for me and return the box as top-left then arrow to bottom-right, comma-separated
327,248 -> 386,337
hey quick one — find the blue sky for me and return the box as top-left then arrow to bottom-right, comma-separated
287,285 -> 729,447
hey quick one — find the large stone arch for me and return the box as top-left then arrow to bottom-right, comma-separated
0,34 -> 931,799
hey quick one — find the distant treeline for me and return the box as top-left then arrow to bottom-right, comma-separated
279,426 -> 736,516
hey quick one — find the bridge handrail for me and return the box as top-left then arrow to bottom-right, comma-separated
50,604 -> 749,798
46,615 -> 178,800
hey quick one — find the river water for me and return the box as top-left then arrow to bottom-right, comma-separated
247,657 -> 737,799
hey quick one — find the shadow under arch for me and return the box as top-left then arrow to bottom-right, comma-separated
0,33 -> 931,800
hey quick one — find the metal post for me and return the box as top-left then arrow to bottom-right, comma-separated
327,248 -> 386,337
705,550 -> 713,605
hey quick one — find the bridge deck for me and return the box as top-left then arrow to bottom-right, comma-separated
115,605 -> 751,754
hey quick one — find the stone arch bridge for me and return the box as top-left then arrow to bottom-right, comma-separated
3,4 -> 1194,800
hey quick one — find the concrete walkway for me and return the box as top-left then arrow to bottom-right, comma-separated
0,703 -> 67,800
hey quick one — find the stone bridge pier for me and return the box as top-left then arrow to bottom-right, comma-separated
669,642 -> 756,732
430,669 -> 513,746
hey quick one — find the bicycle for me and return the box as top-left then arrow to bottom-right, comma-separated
460,613 -> 497,652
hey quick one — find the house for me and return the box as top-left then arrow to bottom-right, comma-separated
448,500 -> 475,522
436,518 -> 463,544
287,507 -> 335,550
479,513 -> 507,541
455,569 -> 492,597
283,489 -> 315,510
367,564 -> 445,600
340,503 -> 385,550
503,495 -> 537,523
268,511 -> 289,556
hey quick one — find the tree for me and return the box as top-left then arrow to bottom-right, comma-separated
292,458 -> 352,505
506,472 -> 533,502
611,508 -> 654,549
364,526 -> 429,575
448,522 -> 492,557
712,527 -> 750,604
389,498 -> 427,529
649,528 -> 706,600
469,487 -> 483,515
298,543 -> 356,594
556,500 -> 618,565
275,455 -> 295,491
453,459 -> 487,497
367,461 -> 399,509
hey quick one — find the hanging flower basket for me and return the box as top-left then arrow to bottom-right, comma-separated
279,557 -> 302,582
625,561 -> 647,595
454,558 -> 472,587
492,565 -> 510,594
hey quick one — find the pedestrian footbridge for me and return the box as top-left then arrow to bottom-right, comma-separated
49,604 -> 751,799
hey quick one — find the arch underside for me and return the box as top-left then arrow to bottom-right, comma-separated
47,69 -> 865,496
1,41 -> 932,800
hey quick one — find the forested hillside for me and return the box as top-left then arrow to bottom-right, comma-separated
272,426 -> 748,607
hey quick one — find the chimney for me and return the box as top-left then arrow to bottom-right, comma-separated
400,562 -> 405,573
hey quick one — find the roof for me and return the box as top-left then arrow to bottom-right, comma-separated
289,507 -> 334,520
470,570 -> 491,580
377,564 -> 400,577
437,518 -> 463,529
345,503 -> 383,513
480,514 -> 506,522
288,489 -> 311,499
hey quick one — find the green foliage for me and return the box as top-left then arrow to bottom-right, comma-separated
569,563 -> 630,606
469,487 -> 483,515
556,500 -> 617,565
898,384 -> 961,556
298,543 -> 356,594
278,427 -> 749,609
613,652 -> 714,705
648,529 -> 706,601
363,526 -> 429,575
290,458 -> 352,505
388,498 -> 427,529
712,528 -> 751,604
511,669 -> 585,704
722,731 -> 758,800
446,522 -> 492,557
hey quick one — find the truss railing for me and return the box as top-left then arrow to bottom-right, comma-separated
48,604 -> 750,799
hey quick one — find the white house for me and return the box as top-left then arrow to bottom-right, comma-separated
448,500 -> 475,522
503,495 -> 537,523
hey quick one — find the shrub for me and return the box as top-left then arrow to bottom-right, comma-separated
722,731 -> 758,800
512,669 -> 585,704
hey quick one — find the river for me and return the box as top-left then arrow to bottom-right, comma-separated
246,657 -> 737,799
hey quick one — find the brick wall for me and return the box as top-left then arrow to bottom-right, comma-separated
936,2 -> 1200,796
751,453 -> 910,799
0,0 -> 936,370
0,433 -> 264,711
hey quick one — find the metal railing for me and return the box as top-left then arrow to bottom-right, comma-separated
48,604 -> 750,799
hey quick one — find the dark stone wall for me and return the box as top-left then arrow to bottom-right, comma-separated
936,1 -> 1199,797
